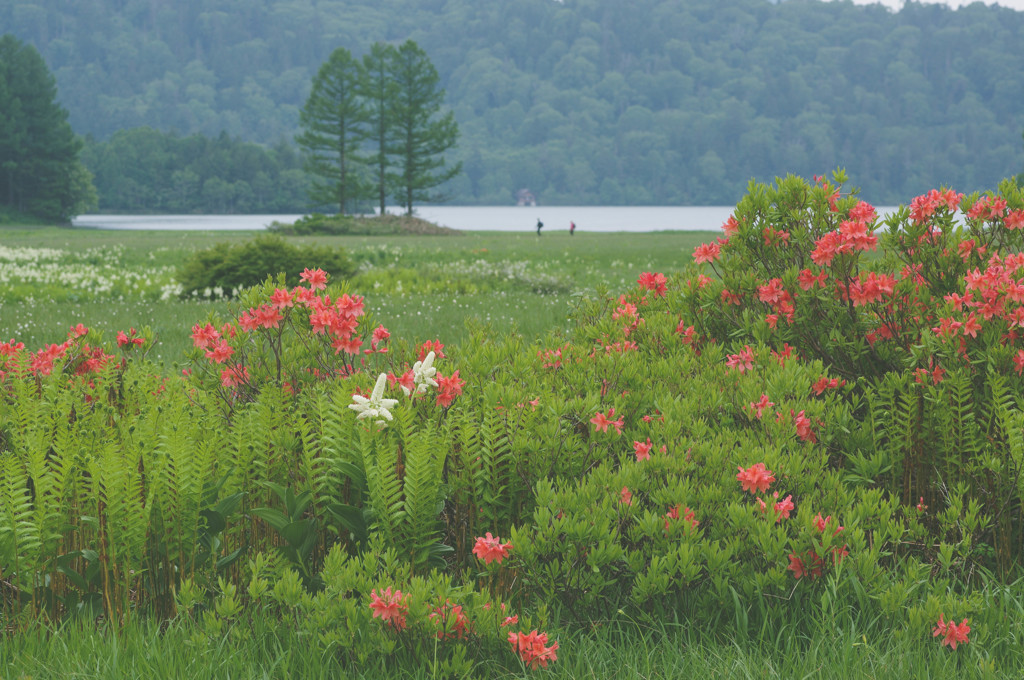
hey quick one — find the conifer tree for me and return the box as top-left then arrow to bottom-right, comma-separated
386,40 -> 461,217
360,42 -> 400,217
0,34 -> 95,222
296,46 -> 369,215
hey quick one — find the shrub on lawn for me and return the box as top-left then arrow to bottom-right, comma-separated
176,234 -> 355,297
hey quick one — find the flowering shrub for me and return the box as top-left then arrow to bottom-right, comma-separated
683,172 -> 1024,576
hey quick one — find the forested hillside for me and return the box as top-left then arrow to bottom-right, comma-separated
4,0 -> 1024,206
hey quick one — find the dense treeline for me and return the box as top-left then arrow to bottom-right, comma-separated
5,0 -> 1024,206
80,129 -> 310,213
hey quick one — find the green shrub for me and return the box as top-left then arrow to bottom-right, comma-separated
176,235 -> 355,296
269,213 -> 359,235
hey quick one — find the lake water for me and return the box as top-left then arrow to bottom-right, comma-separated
72,205 -> 905,233
72,206 -> 740,233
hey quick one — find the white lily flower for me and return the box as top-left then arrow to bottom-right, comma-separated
349,373 -> 399,426
411,350 -> 439,395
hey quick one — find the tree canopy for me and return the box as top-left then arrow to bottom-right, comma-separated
80,128 -> 310,214
7,0 -> 1024,206
0,34 -> 95,222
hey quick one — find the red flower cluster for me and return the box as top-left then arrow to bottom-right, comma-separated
663,504 -> 698,532
590,408 -> 624,435
725,345 -> 755,373
472,532 -> 512,565
692,242 -> 721,264
435,370 -> 464,407
369,587 -> 410,631
736,463 -> 775,495
909,188 -> 962,223
116,327 -> 145,348
429,600 -> 471,640
810,217 -> 879,267
538,344 -> 568,369
418,339 -> 445,361
508,630 -> 559,670
933,614 -> 970,650
811,376 -> 844,395
638,271 -> 668,296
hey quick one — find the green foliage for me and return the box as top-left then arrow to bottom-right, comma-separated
682,172 -> 1024,576
10,188 -> 1024,671
386,40 -> 462,216
297,47 -> 371,215
175,235 -> 355,296
7,3 -> 1024,205
0,33 -> 95,222
80,128 -> 310,214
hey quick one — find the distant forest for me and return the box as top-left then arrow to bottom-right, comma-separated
5,0 -> 1024,208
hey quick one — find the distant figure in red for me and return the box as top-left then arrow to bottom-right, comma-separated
570,221 -> 576,236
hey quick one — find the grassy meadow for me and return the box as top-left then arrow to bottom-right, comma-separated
0,226 -> 708,364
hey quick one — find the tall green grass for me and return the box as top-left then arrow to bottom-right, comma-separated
1,613 -> 1017,679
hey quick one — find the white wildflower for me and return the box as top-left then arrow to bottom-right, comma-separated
411,351 -> 438,395
349,373 -> 398,427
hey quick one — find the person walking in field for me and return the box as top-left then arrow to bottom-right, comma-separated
570,220 -> 576,236
536,218 -> 544,236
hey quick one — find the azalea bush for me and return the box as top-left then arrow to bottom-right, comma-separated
683,172 -> 1024,576
177,541 -> 555,675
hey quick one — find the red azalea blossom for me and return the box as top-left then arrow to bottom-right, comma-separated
436,370 -> 465,407
220,365 -> 250,388
633,438 -> 653,461
736,463 -> 775,495
933,615 -> 970,650
693,242 -> 721,264
772,493 -> 795,522
508,630 -> 559,670
299,267 -> 328,290
269,288 -> 294,309
748,394 -> 774,419
620,486 -> 633,506
418,339 -> 446,361
792,410 -> 817,443
116,328 -> 145,348
788,550 -> 824,580
798,268 -> 829,290
590,408 -> 624,435
638,271 -> 668,296
725,345 -> 755,373
473,532 -> 512,565
369,587 -> 410,631
722,215 -> 740,236
429,601 -> 471,640
191,323 -> 220,349
204,339 -> 234,364
966,196 -> 1007,221
663,504 -> 699,532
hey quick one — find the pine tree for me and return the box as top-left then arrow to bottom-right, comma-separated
386,40 -> 461,217
360,42 -> 400,217
0,34 -> 95,222
296,47 -> 369,215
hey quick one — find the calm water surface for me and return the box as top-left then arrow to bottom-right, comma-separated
73,205 -> 905,233
73,207 -> 739,233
